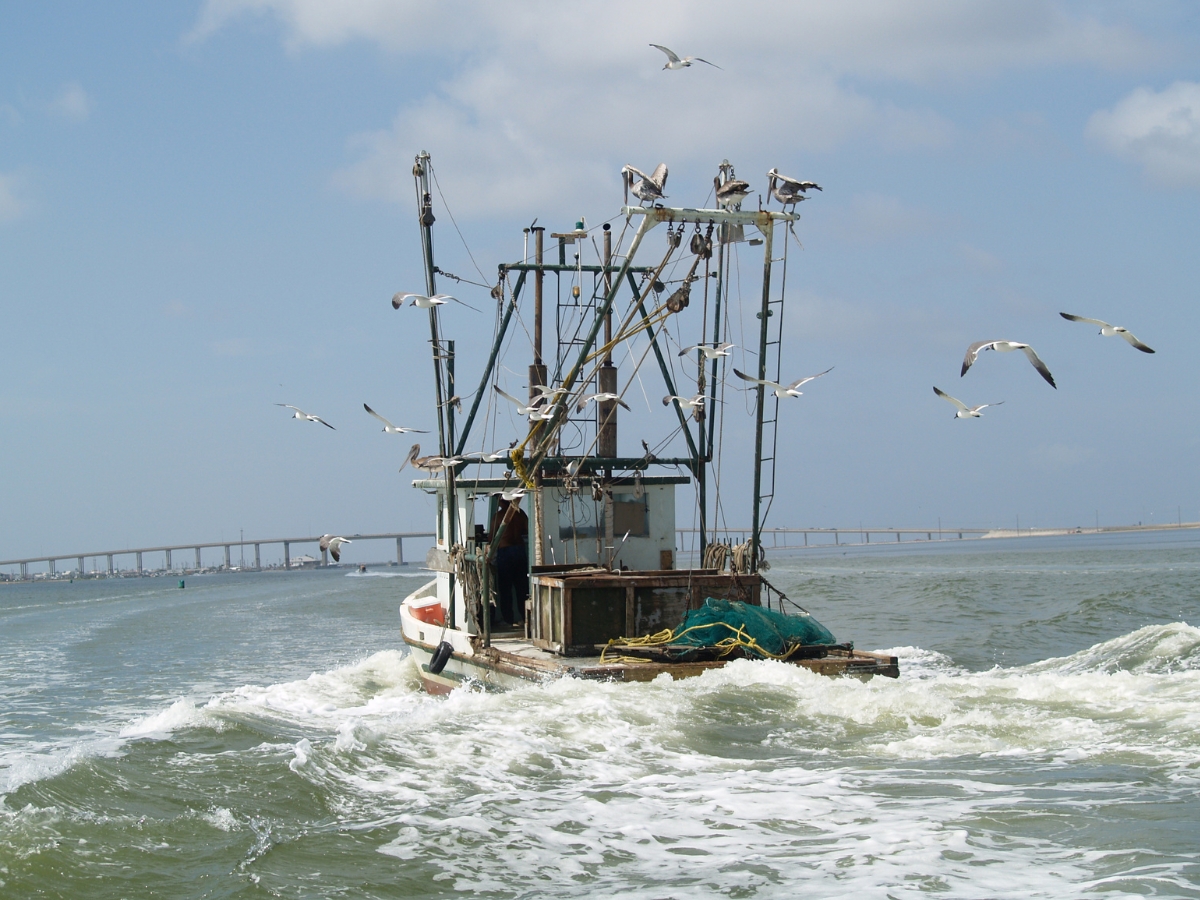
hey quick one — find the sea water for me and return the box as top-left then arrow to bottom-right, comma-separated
2,531 -> 1198,898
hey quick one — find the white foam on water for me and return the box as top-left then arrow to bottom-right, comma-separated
119,698 -> 210,740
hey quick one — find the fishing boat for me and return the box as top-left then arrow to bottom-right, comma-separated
397,152 -> 899,694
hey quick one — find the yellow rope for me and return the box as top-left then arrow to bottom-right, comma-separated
600,621 -> 800,663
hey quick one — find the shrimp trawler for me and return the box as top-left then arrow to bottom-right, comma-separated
398,152 -> 898,694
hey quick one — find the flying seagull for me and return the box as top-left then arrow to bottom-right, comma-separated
662,393 -> 710,412
933,386 -> 1003,419
961,340 -> 1056,388
494,385 -> 543,417
363,403 -> 428,434
492,486 -> 527,502
732,366 -> 833,398
276,404 -> 335,429
766,168 -> 822,209
576,392 -> 631,412
391,292 -> 454,309
649,44 -> 721,70
1060,313 -> 1154,353
678,342 -> 734,359
714,176 -> 751,210
399,444 -> 463,474
622,163 -> 668,205
319,534 -> 352,563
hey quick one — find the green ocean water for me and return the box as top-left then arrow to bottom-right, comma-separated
2,530 -> 1199,898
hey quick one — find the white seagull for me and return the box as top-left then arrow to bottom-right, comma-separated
276,404 -> 335,429
399,444 -> 463,474
714,175 -> 751,210
732,366 -> 833,398
961,340 -> 1056,388
1060,313 -> 1154,353
319,534 -> 352,562
622,163 -> 668,205
363,403 -> 428,434
391,292 -> 456,309
494,385 -> 545,417
663,393 -> 709,412
576,392 -> 631,412
678,342 -> 734,359
933,386 -> 1003,419
649,44 -> 721,70
492,486 -> 527,502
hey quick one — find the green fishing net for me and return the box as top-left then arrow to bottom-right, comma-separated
671,598 -> 838,658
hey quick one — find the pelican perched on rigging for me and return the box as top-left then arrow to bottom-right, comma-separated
649,44 -> 721,70
622,163 -> 668,205
399,444 -> 463,474
766,168 -> 822,209
714,175 -> 750,210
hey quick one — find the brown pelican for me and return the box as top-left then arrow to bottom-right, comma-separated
933,387 -> 1003,419
678,342 -> 734,359
714,176 -> 750,210
1060,313 -> 1155,353
319,534 -> 352,562
622,163 -> 668,205
363,403 -> 428,434
732,366 -> 834,398
399,444 -> 463,474
766,168 -> 822,209
649,44 -> 721,70
276,404 -> 335,429
961,340 -> 1056,388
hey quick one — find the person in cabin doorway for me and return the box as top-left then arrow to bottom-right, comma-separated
491,498 -> 529,627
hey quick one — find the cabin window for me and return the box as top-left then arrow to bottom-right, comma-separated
611,497 -> 648,537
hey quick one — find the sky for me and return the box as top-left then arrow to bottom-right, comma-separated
3,1 -> 1200,566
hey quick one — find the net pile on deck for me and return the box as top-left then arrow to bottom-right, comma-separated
602,598 -> 844,663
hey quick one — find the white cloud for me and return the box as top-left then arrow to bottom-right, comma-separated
0,172 -> 24,222
1087,81 -> 1200,187
49,82 -> 91,121
190,1 -> 1155,216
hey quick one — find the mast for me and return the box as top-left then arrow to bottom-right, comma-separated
412,151 -> 458,623
749,219 -> 776,574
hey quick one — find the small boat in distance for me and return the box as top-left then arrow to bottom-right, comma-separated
396,152 -> 898,693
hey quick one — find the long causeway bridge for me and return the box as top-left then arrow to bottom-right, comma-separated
0,532 -> 435,580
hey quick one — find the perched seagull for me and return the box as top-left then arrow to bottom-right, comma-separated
391,292 -> 455,309
319,534 -> 352,563
678,342 -> 734,359
766,168 -> 822,209
622,163 -> 668,205
576,392 -> 632,412
933,386 -> 1003,419
714,176 -> 751,210
363,403 -> 428,434
276,404 -> 335,429
399,444 -> 463,474
961,340 -> 1056,388
732,366 -> 833,398
649,44 -> 721,70
1060,313 -> 1155,353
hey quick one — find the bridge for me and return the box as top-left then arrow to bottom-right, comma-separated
0,532 -> 435,581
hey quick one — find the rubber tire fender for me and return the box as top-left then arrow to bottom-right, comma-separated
429,640 -> 454,675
